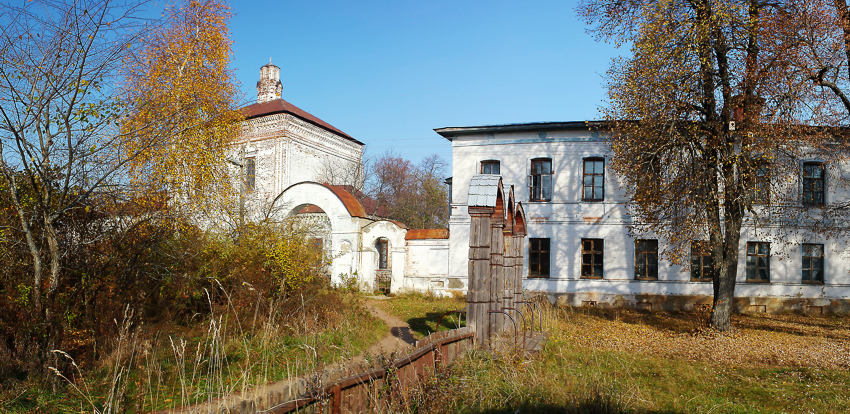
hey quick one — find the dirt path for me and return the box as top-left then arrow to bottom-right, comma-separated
362,299 -> 416,355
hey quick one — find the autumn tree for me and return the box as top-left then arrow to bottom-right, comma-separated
580,0 -> 850,330
121,0 -> 242,217
0,0 -> 240,376
368,153 -> 449,229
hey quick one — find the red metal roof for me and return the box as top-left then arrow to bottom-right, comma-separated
242,99 -> 364,145
405,229 -> 449,240
323,184 -> 367,218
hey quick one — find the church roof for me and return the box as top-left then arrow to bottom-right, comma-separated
242,99 -> 364,145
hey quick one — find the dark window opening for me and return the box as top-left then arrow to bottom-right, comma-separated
746,242 -> 770,282
530,158 -> 552,202
635,239 -> 658,280
376,238 -> 389,270
802,243 -> 824,284
245,157 -> 256,191
690,241 -> 715,282
581,238 -> 604,279
802,162 -> 825,206
480,160 -> 500,175
582,158 -> 605,201
529,238 -> 550,278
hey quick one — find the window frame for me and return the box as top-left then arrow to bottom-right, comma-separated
529,158 -> 553,202
582,157 -> 605,202
480,160 -> 500,175
801,243 -> 825,284
580,238 -> 604,279
690,241 -> 714,282
634,239 -> 659,280
528,238 -> 550,278
376,238 -> 389,270
802,162 -> 825,207
245,157 -> 256,191
745,241 -> 771,283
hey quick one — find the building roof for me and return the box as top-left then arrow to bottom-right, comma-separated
434,120 -> 612,141
323,184 -> 368,218
242,99 -> 364,145
467,174 -> 502,208
405,228 -> 449,240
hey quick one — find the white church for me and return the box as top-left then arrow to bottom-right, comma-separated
232,63 -> 452,294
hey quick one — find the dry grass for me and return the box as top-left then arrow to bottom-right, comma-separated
378,297 -> 850,413
557,307 -> 850,370
0,288 -> 387,413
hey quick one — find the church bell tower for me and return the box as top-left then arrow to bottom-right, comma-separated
257,61 -> 282,103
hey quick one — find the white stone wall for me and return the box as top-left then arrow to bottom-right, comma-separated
446,127 -> 850,306
403,238 -> 453,294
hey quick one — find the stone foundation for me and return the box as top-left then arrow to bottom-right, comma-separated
540,291 -> 850,315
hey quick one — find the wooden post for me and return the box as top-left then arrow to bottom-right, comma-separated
489,213 -> 505,333
514,203 -> 527,312
467,208 -> 492,346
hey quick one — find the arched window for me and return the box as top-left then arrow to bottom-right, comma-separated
376,238 -> 389,270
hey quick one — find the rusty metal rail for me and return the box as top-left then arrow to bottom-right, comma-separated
263,327 -> 474,414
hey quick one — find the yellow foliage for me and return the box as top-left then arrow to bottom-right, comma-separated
119,0 -> 242,213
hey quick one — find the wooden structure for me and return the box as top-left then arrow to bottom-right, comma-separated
466,175 -> 527,346
262,327 -> 474,413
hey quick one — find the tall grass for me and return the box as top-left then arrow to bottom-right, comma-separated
1,280 -> 385,413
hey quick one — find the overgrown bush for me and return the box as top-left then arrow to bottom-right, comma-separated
0,199 -> 332,387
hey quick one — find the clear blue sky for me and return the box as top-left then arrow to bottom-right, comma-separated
228,0 -> 622,167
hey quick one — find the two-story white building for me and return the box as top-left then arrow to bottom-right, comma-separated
436,121 -> 850,313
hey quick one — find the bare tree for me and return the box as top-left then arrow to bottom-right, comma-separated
0,0 -> 239,375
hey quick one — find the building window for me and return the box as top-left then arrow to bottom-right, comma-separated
754,162 -> 770,204
690,241 -> 714,282
245,157 -> 256,191
582,157 -> 605,201
581,238 -> 604,279
802,162 -> 825,206
802,243 -> 824,284
376,238 -> 389,270
529,158 -> 552,202
746,242 -> 770,282
480,160 -> 500,175
528,238 -> 550,278
634,239 -> 658,280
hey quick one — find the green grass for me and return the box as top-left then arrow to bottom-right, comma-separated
370,293 -> 466,338
0,289 -> 387,413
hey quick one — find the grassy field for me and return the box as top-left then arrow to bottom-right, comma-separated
0,289 -> 386,413
369,293 -> 466,338
377,296 -> 850,413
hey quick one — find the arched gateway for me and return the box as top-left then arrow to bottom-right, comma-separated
269,181 -> 407,291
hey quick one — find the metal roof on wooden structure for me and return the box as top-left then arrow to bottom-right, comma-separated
467,175 -> 503,208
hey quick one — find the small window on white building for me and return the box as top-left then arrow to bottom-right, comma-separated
480,160 -> 500,175
530,158 -> 552,202
376,238 -> 389,270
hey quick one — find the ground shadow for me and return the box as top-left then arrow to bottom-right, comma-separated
473,402 -> 682,414
406,311 -> 466,338
389,326 -> 416,345
574,307 -> 849,340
